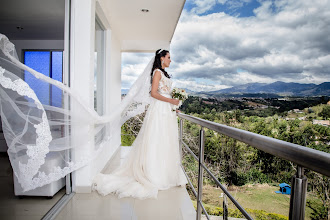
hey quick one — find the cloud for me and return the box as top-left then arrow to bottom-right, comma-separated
121,0 -> 330,91
169,0 -> 330,90
172,78 -> 231,92
121,53 -> 153,89
191,0 -> 217,14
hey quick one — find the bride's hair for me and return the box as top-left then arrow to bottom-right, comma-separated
151,49 -> 170,83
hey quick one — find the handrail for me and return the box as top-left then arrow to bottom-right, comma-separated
178,113 -> 330,177
177,112 -> 330,220
181,136 -> 254,220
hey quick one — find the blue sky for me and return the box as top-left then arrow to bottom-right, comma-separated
122,0 -> 330,92
184,0 -> 261,17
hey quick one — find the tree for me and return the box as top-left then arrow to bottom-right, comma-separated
319,105 -> 330,119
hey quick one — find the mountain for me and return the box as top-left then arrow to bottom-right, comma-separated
209,82 -> 268,94
299,82 -> 330,96
185,81 -> 330,97
123,81 -> 330,97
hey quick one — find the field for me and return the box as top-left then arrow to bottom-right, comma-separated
189,183 -> 317,219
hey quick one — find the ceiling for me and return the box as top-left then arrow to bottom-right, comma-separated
0,0 -> 186,49
100,0 -> 185,50
0,0 -> 65,40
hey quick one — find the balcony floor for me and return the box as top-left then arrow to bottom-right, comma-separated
55,146 -> 196,220
0,153 -> 66,220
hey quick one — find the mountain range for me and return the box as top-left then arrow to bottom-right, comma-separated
186,81 -> 330,97
122,81 -> 330,97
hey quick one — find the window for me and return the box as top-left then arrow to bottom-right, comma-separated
24,50 -> 63,107
94,16 -> 106,146
94,17 -> 106,115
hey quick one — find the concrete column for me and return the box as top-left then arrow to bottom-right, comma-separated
70,0 -> 95,193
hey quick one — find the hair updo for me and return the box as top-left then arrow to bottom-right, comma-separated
151,49 -> 170,83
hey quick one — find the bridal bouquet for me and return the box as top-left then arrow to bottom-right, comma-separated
171,88 -> 188,111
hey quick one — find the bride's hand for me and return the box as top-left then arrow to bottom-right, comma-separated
171,99 -> 180,105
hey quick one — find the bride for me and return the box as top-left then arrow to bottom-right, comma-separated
0,33 -> 186,196
92,49 -> 188,199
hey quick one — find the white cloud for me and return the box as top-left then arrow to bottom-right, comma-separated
169,0 -> 330,89
121,53 -> 153,89
121,0 -> 330,92
191,0 -> 217,14
172,79 -> 231,92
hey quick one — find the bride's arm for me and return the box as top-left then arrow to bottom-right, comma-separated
151,70 -> 180,105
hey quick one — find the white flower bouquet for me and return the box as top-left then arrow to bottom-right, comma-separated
171,88 -> 188,111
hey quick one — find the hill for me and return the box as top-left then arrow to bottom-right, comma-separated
184,81 -> 330,97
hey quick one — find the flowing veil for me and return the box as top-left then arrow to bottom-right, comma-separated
0,33 -> 155,192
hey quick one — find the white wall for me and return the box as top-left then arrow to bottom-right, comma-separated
11,40 -> 64,61
70,0 -> 95,193
91,2 -> 122,186
71,0 -> 122,193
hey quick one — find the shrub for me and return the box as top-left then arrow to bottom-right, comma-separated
306,199 -> 328,220
191,201 -> 288,220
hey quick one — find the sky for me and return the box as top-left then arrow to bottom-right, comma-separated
121,0 -> 330,92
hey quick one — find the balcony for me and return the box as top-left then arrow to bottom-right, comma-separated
51,112 -> 329,220
54,146 -> 196,220
2,111 -> 327,219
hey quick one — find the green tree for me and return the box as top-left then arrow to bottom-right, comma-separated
319,105 -> 330,119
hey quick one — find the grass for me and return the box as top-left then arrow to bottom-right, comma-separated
188,183 -> 317,219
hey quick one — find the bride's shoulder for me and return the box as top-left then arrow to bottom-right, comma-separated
153,69 -> 163,76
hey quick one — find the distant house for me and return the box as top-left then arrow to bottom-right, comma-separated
313,120 -> 330,127
275,183 -> 291,195
293,109 -> 304,114
202,101 -> 214,105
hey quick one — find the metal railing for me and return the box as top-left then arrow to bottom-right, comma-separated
177,112 -> 330,220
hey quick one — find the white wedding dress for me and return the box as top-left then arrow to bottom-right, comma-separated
1,34 -> 185,193
92,69 -> 187,199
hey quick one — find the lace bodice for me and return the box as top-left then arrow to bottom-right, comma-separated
153,69 -> 172,96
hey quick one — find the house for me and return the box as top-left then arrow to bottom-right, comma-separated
293,109 -> 304,114
313,120 -> 330,127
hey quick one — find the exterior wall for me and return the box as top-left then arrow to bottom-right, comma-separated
70,0 -> 95,193
91,2 -> 122,187
71,0 -> 122,193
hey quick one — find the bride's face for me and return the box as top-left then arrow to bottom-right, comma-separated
162,53 -> 171,68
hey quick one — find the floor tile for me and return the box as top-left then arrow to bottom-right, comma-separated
0,153 -> 65,219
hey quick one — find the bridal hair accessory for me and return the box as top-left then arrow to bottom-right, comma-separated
157,49 -> 164,54
0,33 -> 155,192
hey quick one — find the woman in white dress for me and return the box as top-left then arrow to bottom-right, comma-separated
92,49 -> 188,199
0,34 -> 186,194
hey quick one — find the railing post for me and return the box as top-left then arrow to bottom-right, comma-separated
197,127 -> 205,220
179,119 -> 183,162
289,166 -> 307,220
223,187 -> 228,220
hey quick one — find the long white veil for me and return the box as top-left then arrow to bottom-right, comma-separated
0,33 -> 154,192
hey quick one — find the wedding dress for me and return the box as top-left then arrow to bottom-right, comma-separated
0,33 -> 186,195
92,69 -> 188,199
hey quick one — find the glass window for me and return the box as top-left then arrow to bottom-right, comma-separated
51,51 -> 63,107
94,17 -> 105,115
24,50 -> 63,107
94,16 -> 106,146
